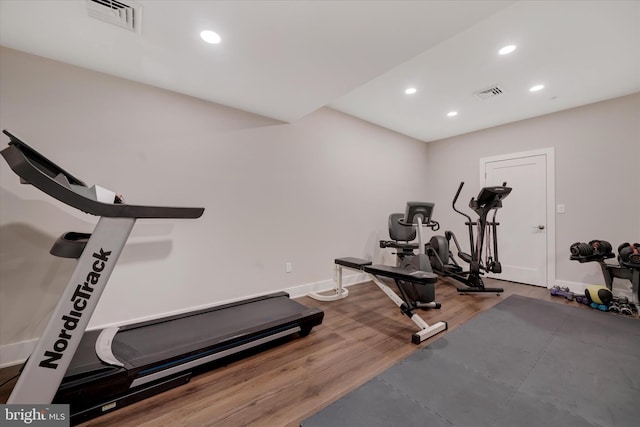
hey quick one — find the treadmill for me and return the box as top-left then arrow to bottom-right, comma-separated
1,130 -> 324,424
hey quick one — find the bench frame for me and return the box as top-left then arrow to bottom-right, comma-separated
309,257 -> 447,344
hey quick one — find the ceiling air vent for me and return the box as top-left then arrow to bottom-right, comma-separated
474,84 -> 505,100
86,0 -> 142,33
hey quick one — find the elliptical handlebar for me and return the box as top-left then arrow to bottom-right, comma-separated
452,182 -> 473,224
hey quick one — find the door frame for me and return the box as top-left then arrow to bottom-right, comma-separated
479,148 -> 555,288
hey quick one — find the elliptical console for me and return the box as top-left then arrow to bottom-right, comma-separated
471,186 -> 512,213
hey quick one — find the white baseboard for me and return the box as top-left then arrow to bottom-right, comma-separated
4,274 -> 632,368
0,273 -> 371,368
0,338 -> 37,368
285,272 -> 369,299
554,279 -> 633,300
554,279 -> 590,294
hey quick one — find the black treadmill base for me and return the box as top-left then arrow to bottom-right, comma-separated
56,292 -> 323,425
69,373 -> 191,425
66,331 -> 306,425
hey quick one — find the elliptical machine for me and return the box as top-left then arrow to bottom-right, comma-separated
427,182 -> 512,293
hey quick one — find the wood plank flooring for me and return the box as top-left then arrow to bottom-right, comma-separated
1,278 -> 629,426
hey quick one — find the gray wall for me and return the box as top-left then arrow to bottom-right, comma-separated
1,45 -> 639,365
0,47 -> 430,362
425,92 -> 640,288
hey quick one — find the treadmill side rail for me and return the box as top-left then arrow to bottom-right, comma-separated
7,217 -> 136,404
96,327 -> 125,367
130,326 -> 302,388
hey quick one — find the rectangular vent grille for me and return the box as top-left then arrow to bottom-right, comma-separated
474,84 -> 505,100
86,0 -> 141,33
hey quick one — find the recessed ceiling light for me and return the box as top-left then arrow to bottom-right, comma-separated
498,45 -> 516,55
200,30 -> 221,44
405,87 -> 417,95
529,84 -> 544,92
447,111 -> 458,117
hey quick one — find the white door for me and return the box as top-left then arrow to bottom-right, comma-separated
481,149 -> 555,287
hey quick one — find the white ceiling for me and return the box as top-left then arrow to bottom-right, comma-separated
1,0 -> 639,142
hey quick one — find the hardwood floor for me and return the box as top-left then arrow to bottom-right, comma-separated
1,278 -> 630,426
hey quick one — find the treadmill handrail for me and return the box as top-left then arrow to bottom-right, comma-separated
1,131 -> 204,219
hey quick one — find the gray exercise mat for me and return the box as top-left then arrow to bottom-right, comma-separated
302,295 -> 640,427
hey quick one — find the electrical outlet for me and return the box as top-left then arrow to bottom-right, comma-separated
285,262 -> 292,273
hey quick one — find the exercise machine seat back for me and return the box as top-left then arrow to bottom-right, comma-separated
388,213 -> 416,242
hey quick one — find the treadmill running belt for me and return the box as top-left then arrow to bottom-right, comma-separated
113,295 -> 312,368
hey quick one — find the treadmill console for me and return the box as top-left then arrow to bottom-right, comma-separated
3,130 -> 86,186
1,130 -> 204,219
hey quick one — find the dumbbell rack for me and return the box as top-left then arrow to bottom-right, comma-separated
570,252 -> 639,305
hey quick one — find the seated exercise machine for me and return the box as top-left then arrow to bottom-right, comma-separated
1,130 -> 324,424
312,204 -> 447,344
427,182 -> 511,293
379,202 -> 443,305
570,239 -> 640,305
329,258 -> 447,344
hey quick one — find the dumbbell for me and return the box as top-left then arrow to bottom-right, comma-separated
589,240 -> 612,255
612,296 -> 634,316
550,285 -> 574,301
570,242 -> 593,257
618,243 -> 640,265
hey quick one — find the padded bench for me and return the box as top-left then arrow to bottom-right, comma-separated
332,257 -> 437,285
335,257 -> 372,270
364,263 -> 437,284
307,257 -> 447,344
